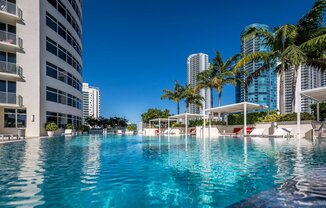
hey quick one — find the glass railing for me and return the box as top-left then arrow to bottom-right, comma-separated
0,30 -> 23,48
0,92 -> 22,105
0,0 -> 17,16
0,30 -> 17,45
0,61 -> 23,77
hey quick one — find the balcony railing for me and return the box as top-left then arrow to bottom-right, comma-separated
0,30 -> 23,49
0,92 -> 23,106
0,61 -> 23,77
0,0 -> 16,15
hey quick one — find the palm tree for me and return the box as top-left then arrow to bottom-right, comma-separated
183,85 -> 204,112
196,51 -> 240,107
161,80 -> 185,114
234,0 -> 326,113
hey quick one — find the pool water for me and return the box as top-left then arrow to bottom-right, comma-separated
0,135 -> 326,207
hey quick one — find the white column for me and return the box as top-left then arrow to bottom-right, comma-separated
185,114 -> 188,136
203,102 -> 206,138
159,119 -> 161,134
296,66 -> 302,138
317,102 -> 320,122
209,112 -> 211,138
244,102 -> 247,136
168,118 -> 170,134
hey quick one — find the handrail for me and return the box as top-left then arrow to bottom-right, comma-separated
0,0 -> 17,16
0,30 -> 23,49
0,61 -> 23,77
317,119 -> 326,138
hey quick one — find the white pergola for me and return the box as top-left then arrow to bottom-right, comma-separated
299,86 -> 326,137
301,86 -> 326,122
149,118 -> 178,133
168,113 -> 208,135
205,102 -> 267,136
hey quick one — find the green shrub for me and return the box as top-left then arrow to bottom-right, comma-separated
278,112 -> 314,122
45,122 -> 58,131
260,113 -> 282,122
311,103 -> 326,120
65,123 -> 74,129
172,123 -> 185,128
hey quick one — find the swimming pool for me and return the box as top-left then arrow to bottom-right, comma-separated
0,135 -> 326,207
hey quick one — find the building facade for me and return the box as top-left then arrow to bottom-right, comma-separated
82,83 -> 100,124
236,24 -> 278,110
0,0 -> 83,137
283,66 -> 326,113
187,53 -> 211,114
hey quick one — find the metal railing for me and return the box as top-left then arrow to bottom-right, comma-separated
0,92 -> 23,106
0,30 -> 23,49
0,61 -> 23,77
0,0 -> 16,16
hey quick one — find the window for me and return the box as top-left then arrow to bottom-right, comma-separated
4,109 -> 16,128
46,38 -> 57,55
4,109 -> 26,128
58,22 -> 66,39
46,87 -> 58,102
46,87 -> 81,109
48,0 -> 57,8
46,64 -> 57,79
17,109 -> 26,128
58,45 -> 66,61
57,2 -> 66,17
46,13 -> 57,32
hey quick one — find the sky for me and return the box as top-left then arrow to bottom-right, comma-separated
82,0 -> 315,123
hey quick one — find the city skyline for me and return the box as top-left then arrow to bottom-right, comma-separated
82,0 -> 317,123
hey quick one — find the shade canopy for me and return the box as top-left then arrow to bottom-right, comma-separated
301,86 -> 326,102
168,113 -> 208,119
205,102 -> 267,114
149,118 -> 177,123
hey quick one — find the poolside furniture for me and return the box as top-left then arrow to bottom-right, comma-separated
169,129 -> 181,136
62,129 -> 73,136
247,128 -> 265,137
116,130 -> 123,134
0,134 -> 19,141
263,128 -> 292,138
189,128 -> 196,136
163,128 -> 171,135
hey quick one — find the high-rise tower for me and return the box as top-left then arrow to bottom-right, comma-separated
0,0 -> 83,137
187,53 -> 211,114
236,24 -> 277,110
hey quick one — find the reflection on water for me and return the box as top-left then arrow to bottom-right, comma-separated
0,136 -> 326,207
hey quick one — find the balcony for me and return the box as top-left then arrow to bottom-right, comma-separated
0,30 -> 23,52
0,0 -> 23,22
0,92 -> 23,107
0,61 -> 24,81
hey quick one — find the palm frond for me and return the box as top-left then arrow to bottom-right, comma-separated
300,34 -> 326,51
234,51 -> 273,71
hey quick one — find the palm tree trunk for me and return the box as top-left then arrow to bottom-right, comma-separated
218,92 -> 222,107
177,102 -> 180,114
291,68 -> 298,113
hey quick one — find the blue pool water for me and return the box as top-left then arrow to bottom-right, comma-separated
0,135 -> 326,207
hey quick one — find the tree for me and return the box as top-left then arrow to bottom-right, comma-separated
107,117 -> 128,129
85,116 -> 100,128
234,0 -> 326,113
311,103 -> 326,120
196,51 -> 240,107
141,108 -> 170,123
161,80 -> 185,114
183,85 -> 204,112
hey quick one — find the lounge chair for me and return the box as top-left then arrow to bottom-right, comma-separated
263,128 -> 292,138
246,128 -> 265,137
116,130 -> 123,134
163,128 -> 171,135
62,129 -> 73,136
169,129 -> 181,136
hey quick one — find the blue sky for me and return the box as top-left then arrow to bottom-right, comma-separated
82,0 -> 315,123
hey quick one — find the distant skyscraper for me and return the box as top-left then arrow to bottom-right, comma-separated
236,24 -> 278,110
187,53 -> 211,114
83,83 -> 100,124
283,66 -> 326,113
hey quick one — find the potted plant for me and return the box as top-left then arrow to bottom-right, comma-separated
65,123 -> 74,130
45,122 -> 58,137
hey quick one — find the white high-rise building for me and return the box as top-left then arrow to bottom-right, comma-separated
82,83 -> 100,124
187,53 -> 211,114
0,0 -> 83,137
283,66 -> 326,113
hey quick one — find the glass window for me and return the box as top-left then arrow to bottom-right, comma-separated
0,51 -> 6,62
7,81 -> 16,93
0,23 -> 6,31
4,109 -> 16,128
7,53 -> 16,63
46,65 -> 57,79
17,109 -> 26,128
46,13 -> 57,32
67,73 -> 72,86
46,89 -> 58,103
47,0 -> 57,8
7,25 -> 16,34
58,2 -> 66,17
58,45 -> 66,61
58,23 -> 66,39
46,40 -> 57,55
